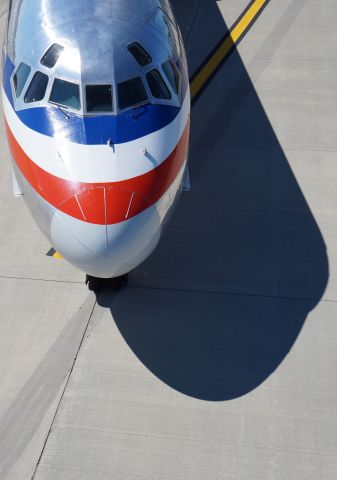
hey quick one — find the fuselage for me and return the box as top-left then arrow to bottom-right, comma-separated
2,0 -> 190,278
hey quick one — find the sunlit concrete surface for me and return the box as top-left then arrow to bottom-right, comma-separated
1,0 -> 337,479
0,282 -> 94,480
0,3 -> 90,479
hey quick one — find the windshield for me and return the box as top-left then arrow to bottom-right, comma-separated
146,69 -> 171,100
13,63 -> 31,98
86,85 -> 114,113
24,72 -> 49,103
49,78 -> 81,111
127,42 -> 152,67
118,77 -> 148,110
41,44 -> 64,68
162,61 -> 180,94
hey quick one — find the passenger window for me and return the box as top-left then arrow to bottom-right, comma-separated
162,61 -> 180,95
49,78 -> 81,110
13,63 -> 31,98
24,72 -> 49,103
127,43 -> 152,67
146,70 -> 171,100
86,85 -> 113,113
40,44 -> 64,68
118,77 -> 148,110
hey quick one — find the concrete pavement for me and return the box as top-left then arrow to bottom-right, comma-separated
1,0 -> 337,479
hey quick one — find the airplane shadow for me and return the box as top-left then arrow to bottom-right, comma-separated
97,0 -> 328,401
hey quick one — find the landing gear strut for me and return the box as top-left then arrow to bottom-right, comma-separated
85,274 -> 128,292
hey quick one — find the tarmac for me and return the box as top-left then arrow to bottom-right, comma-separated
1,0 -> 337,478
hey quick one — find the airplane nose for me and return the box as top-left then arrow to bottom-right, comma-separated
50,187 -> 161,278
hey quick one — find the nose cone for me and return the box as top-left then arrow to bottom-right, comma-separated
50,187 -> 161,278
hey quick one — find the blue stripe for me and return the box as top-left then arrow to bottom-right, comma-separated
3,56 -> 188,145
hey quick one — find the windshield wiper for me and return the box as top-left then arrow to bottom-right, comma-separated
130,103 -> 149,120
55,104 -> 70,119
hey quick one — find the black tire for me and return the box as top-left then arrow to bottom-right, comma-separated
85,275 -> 101,292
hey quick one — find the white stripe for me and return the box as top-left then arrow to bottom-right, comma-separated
3,88 -> 190,183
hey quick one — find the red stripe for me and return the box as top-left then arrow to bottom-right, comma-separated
5,119 -> 190,225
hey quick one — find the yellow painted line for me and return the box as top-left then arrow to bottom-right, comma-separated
46,247 -> 63,259
190,0 -> 268,100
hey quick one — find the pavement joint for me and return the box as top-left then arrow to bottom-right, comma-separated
126,284 -> 335,304
30,293 -> 97,480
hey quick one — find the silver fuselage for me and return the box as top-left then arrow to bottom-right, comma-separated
3,0 -> 190,278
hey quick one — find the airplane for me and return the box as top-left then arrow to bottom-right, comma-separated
2,0 -> 190,290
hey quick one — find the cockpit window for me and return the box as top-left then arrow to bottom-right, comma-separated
40,44 -> 64,68
162,60 -> 180,94
13,63 -> 31,98
146,69 -> 171,100
24,71 -> 49,103
86,85 -> 114,113
127,42 -> 152,67
118,77 -> 148,110
49,78 -> 81,111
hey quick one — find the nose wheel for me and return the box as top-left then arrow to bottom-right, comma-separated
85,274 -> 128,292
85,275 -> 101,292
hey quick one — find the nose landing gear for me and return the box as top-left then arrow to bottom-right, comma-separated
85,275 -> 101,292
85,274 -> 128,292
